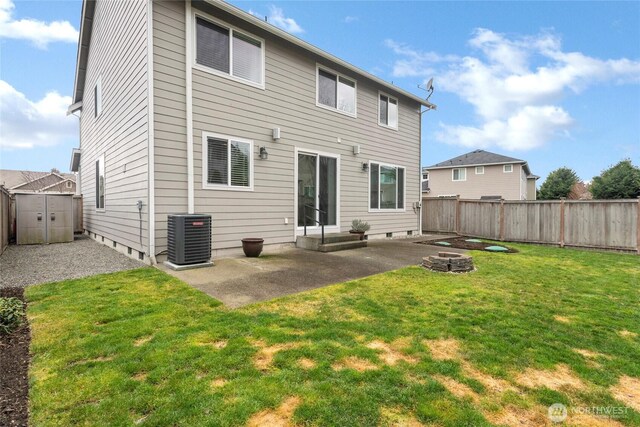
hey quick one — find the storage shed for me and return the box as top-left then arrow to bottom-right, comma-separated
15,193 -> 74,244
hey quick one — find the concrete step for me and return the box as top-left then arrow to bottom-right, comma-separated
296,232 -> 362,250
318,240 -> 368,253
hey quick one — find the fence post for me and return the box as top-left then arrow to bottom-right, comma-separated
559,198 -> 566,248
637,197 -> 640,255
455,195 -> 461,235
499,199 -> 505,241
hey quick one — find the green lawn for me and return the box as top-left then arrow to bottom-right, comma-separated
26,244 -> 640,426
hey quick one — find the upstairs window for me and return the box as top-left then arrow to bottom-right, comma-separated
379,93 -> 398,129
95,155 -> 105,210
503,164 -> 513,173
195,16 -> 264,87
452,168 -> 466,181
203,133 -> 253,191
317,67 -> 356,116
370,162 -> 405,211
475,166 -> 484,174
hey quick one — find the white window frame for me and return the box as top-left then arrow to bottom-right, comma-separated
378,91 -> 398,130
201,131 -> 254,191
94,75 -> 102,118
315,64 -> 357,118
422,171 -> 429,181
192,11 -> 266,90
475,166 -> 484,175
66,181 -> 72,189
368,160 -> 406,213
293,147 -> 341,235
96,154 -> 105,212
452,168 -> 466,181
503,164 -> 513,173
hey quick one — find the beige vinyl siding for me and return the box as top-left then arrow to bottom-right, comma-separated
79,0 -> 149,253
153,0 -> 188,252
152,1 -> 421,253
425,164 -> 522,200
527,178 -> 537,200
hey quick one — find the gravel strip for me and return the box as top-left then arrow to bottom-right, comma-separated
0,235 -> 145,288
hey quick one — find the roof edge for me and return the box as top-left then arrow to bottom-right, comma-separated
72,0 -> 95,104
203,0 -> 435,108
424,160 -> 527,170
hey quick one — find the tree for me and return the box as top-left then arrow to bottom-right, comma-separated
590,159 -> 640,199
538,167 -> 579,200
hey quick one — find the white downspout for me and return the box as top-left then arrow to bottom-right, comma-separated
418,108 -> 423,235
147,0 -> 156,264
186,0 -> 195,214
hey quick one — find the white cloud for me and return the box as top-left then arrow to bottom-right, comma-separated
250,5 -> 303,34
0,0 -> 78,48
344,16 -> 358,24
386,29 -> 640,151
0,80 -> 77,150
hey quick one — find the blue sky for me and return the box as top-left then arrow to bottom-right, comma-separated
1,0 -> 638,184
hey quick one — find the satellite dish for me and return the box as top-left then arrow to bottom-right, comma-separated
425,78 -> 434,91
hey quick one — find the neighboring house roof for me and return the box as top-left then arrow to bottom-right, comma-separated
70,0 -> 435,110
424,149 -> 535,177
0,170 -> 76,192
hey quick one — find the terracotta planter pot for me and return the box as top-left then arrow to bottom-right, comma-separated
349,230 -> 365,241
241,238 -> 264,257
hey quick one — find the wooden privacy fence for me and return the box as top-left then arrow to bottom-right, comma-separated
422,196 -> 640,253
0,186 -> 9,255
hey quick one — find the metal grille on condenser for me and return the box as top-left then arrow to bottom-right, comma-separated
167,214 -> 212,265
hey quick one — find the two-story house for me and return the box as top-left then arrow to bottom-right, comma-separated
68,0 -> 434,263
422,150 -> 538,200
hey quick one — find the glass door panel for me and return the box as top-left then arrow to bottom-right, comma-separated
297,154 -> 316,226
297,152 -> 338,227
319,156 -> 337,226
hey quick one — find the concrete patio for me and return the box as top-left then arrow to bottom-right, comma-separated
157,234 -> 462,308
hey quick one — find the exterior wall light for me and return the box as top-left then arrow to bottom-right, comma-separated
272,128 -> 281,141
362,162 -> 369,172
259,146 -> 269,160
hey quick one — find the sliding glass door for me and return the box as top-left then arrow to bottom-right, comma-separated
297,152 -> 337,227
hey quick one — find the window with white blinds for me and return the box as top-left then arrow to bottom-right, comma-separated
203,133 -> 253,190
195,16 -> 264,87
317,66 -> 356,116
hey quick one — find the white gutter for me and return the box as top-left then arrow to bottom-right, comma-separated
203,0 -> 434,109
147,0 -> 156,264
67,101 -> 83,116
418,109 -> 423,236
186,0 -> 195,214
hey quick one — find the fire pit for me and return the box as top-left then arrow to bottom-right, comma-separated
422,251 -> 474,273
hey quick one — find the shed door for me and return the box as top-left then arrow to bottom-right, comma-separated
46,195 -> 73,244
16,194 -> 46,244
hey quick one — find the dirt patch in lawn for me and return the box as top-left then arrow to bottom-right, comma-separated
434,374 -> 479,402
379,407 -> 424,426
610,376 -> 640,412
366,339 -> 418,366
252,340 -> 301,371
133,335 -> 153,347
332,356 -> 378,372
515,364 -> 585,391
211,378 -> 227,388
572,348 -> 611,359
553,315 -> 572,324
423,338 -> 461,361
484,405 -> 549,427
0,287 -> 30,427
298,358 -> 316,369
617,330 -> 638,339
247,396 -> 301,427
415,237 -> 518,253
